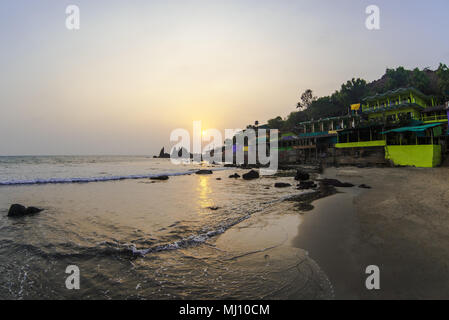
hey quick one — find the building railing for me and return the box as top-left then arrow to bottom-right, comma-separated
420,114 -> 448,122
297,114 -> 448,135
362,100 -> 415,112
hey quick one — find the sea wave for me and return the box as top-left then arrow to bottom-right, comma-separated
5,210 -> 257,260
0,168 -> 228,186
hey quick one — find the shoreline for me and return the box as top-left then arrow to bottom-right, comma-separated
2,161 -> 449,299
292,179 -> 365,299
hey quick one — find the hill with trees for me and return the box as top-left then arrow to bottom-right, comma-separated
267,63 -> 449,131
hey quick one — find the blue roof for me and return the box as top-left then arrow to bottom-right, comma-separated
381,123 -> 441,134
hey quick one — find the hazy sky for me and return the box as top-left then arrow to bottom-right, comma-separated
1,0 -> 448,155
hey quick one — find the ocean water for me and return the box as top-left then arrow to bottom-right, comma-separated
0,156 -> 332,299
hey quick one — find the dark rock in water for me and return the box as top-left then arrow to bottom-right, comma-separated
150,175 -> 169,181
297,181 -> 317,190
319,179 -> 354,188
196,170 -> 213,175
274,183 -> 292,188
157,147 -> 171,159
8,204 -> 43,217
295,170 -> 310,181
207,206 -> 220,211
25,207 -> 43,215
242,170 -> 259,180
359,184 -> 372,189
174,146 -> 191,159
7,204 -> 26,217
229,173 -> 240,179
216,178 -> 222,181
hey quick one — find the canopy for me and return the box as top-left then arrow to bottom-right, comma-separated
381,123 -> 441,134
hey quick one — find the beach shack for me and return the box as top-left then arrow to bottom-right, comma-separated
276,115 -> 359,164
334,87 -> 448,167
382,123 -> 445,167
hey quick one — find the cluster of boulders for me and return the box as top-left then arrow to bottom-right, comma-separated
228,170 -> 260,180
195,166 -> 372,191
154,147 -> 170,159
294,170 -> 317,190
298,180 -> 318,190
295,170 -> 310,182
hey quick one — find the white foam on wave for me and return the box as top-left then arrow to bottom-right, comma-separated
127,214 -> 250,257
0,168 -> 229,186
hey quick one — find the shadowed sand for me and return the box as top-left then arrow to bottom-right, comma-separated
292,167 -> 449,299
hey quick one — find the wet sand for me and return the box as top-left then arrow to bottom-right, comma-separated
292,167 -> 449,300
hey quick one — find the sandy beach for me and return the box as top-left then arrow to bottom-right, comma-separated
213,166 -> 449,300
285,166 -> 449,299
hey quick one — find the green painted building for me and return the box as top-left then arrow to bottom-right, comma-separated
287,87 -> 449,167
333,88 -> 448,167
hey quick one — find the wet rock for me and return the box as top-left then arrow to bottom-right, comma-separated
359,184 -> 372,189
297,181 -> 317,190
150,175 -> 169,181
242,170 -> 259,180
319,179 -> 354,188
7,204 -> 26,217
8,204 -> 43,217
274,183 -> 292,188
216,178 -> 222,181
294,170 -> 310,181
196,170 -> 213,175
26,207 -> 43,215
229,173 -> 240,179
207,206 -> 220,211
